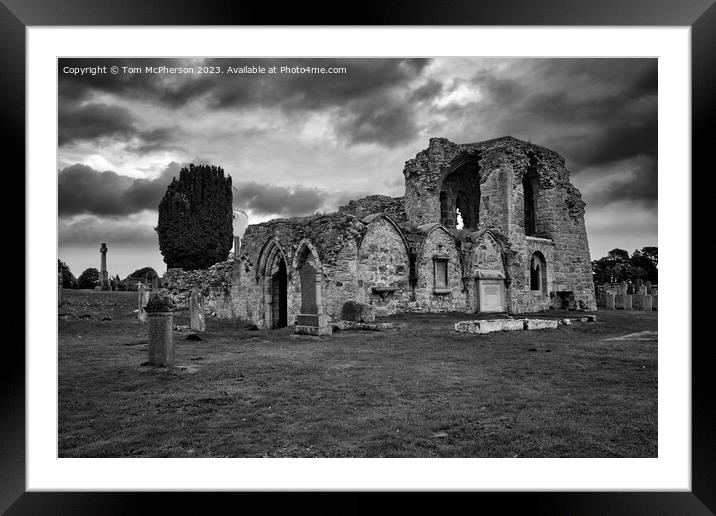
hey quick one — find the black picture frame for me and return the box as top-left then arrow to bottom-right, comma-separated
5,0 -> 712,513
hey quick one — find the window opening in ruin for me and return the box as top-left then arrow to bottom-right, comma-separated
523,171 -> 538,236
434,258 -> 449,289
440,161 -> 480,229
530,252 -> 547,295
456,208 -> 464,230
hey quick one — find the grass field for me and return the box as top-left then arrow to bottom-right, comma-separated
58,289 -> 657,458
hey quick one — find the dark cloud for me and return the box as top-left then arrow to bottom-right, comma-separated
58,101 -> 176,150
59,58 -> 431,149
466,58 -> 658,171
232,181 -> 329,217
58,103 -> 136,145
585,156 -> 658,207
59,215 -> 158,246
58,162 -> 181,216
334,96 -> 418,147
59,58 -> 429,111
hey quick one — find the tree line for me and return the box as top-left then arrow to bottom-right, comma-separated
58,261 -> 159,291
591,246 -> 657,284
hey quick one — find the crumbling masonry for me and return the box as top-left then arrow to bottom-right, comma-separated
163,136 -> 597,333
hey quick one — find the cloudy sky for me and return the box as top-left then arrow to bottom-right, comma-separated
58,57 -> 657,279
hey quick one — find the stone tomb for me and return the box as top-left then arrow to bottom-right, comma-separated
455,319 -> 524,334
523,318 -> 560,330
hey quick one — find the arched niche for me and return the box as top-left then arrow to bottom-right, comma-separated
292,239 -> 324,326
530,251 -> 548,295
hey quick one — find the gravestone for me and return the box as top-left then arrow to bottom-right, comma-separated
638,285 -> 647,296
340,301 -> 376,322
138,282 -> 150,322
620,281 -> 628,295
604,293 -> 615,310
627,283 -> 634,295
146,294 -> 174,367
189,289 -> 206,332
635,278 -> 643,293
652,295 -> 658,310
622,294 -> 633,310
634,294 -> 653,311
645,281 -> 652,294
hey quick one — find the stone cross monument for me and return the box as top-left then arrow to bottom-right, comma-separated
99,243 -> 111,290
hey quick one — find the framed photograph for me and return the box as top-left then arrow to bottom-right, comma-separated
8,0 -> 712,512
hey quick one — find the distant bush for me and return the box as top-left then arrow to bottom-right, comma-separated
58,259 -> 78,289
78,268 -> 99,289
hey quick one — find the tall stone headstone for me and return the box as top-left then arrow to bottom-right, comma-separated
634,294 -> 653,311
189,289 -> 206,332
635,278 -> 643,293
138,282 -> 150,322
146,294 -> 174,367
645,281 -> 652,295
627,283 -> 634,295
620,281 -> 628,295
99,243 -> 111,290
604,293 -> 616,310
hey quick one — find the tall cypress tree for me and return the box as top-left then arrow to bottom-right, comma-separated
156,164 -> 234,270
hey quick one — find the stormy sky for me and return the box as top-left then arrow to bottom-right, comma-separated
58,57 -> 657,279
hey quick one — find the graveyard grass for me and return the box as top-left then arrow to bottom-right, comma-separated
58,289 -> 657,458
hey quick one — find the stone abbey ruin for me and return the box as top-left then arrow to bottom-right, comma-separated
163,136 -> 597,335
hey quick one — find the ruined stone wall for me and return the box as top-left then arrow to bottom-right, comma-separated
356,216 -> 412,315
338,195 -> 407,223
234,213 -> 367,327
507,153 -> 596,311
507,237 -> 555,313
403,136 -> 596,313
162,261 -> 236,318
413,226 -> 465,312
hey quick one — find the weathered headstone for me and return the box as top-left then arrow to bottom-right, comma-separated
138,282 -> 150,322
645,281 -> 652,294
620,281 -> 628,295
652,295 -> 658,310
189,289 -> 206,332
146,294 -> 174,366
633,294 -> 653,311
604,293 -> 615,310
622,294 -> 633,310
627,283 -> 634,295
340,301 -> 376,322
635,278 -> 643,293
638,285 -> 647,296
152,276 -> 160,290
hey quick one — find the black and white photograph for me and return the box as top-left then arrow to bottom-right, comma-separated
55,56 -> 660,459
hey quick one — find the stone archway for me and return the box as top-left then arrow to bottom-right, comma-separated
257,238 -> 289,330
